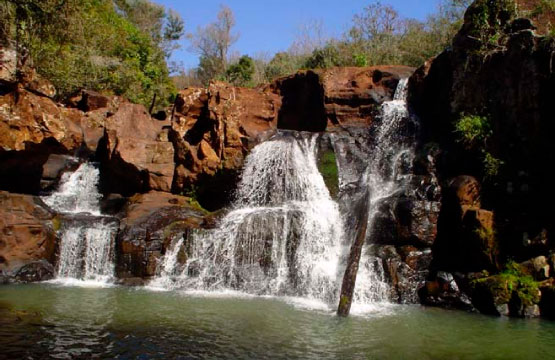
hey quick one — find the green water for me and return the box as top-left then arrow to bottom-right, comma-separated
1,284 -> 555,359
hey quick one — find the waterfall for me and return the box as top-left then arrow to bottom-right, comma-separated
153,78 -> 414,313
350,78 -> 414,304
152,133 -> 345,304
42,162 -> 117,283
43,163 -> 102,215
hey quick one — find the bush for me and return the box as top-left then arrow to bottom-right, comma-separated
226,55 -> 255,87
454,114 -> 492,148
483,152 -> 504,178
303,45 -> 344,69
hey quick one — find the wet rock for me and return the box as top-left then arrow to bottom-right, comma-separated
99,194 -> 127,216
420,271 -> 474,311
115,277 -> 147,286
40,154 -> 80,191
13,260 -> 55,282
377,245 -> 429,304
116,191 -> 206,279
520,256 -> 550,280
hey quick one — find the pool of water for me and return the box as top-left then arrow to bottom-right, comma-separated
1,284 -> 555,359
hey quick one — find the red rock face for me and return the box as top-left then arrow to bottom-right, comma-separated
0,192 -> 57,274
170,82 -> 281,209
99,102 -> 175,195
273,66 -> 414,132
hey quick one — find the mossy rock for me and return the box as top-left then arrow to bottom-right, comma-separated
471,262 -> 541,316
51,216 -> 62,232
317,149 -> 339,199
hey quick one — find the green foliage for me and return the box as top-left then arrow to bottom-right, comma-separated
353,53 -> 368,67
264,52 -> 303,81
473,261 -> 541,306
318,150 -> 339,198
226,55 -> 255,87
474,225 -> 495,243
454,114 -> 505,179
2,0 -> 180,108
303,45 -> 344,69
483,152 -> 504,178
52,216 -> 62,232
454,114 -> 492,148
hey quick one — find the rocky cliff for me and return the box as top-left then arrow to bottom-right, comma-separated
2,0 -> 554,319
1,45 -> 415,288
410,0 -> 555,317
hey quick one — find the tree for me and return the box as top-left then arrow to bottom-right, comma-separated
163,9 -> 185,58
303,44 -> 344,69
114,0 -> 185,58
189,5 -> 238,84
1,0 -> 179,108
264,52 -> 299,81
226,55 -> 255,86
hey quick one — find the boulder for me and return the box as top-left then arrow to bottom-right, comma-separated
520,256 -> 550,280
470,272 -> 541,317
0,88 -> 85,194
419,271 -> 474,311
0,192 -> 57,280
78,90 -> 112,112
116,191 -> 206,278
99,102 -> 175,195
13,260 -> 55,283
376,245 -> 432,304
0,46 -> 17,85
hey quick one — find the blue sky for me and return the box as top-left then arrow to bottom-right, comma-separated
153,0 -> 443,68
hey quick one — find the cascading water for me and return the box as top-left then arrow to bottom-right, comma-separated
346,78 -> 416,305
153,133 -> 345,304
153,78 -> 415,313
42,162 -> 117,283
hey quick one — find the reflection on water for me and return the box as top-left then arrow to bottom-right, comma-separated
1,284 -> 555,359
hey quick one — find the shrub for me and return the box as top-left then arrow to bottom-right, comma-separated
226,55 -> 255,87
483,152 -> 504,178
454,114 -> 492,148
303,45 -> 344,69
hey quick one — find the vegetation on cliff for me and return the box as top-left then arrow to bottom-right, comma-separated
0,0 -> 184,108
